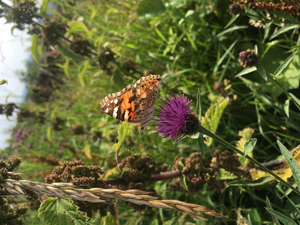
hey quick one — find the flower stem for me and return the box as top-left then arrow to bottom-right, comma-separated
200,125 -> 300,196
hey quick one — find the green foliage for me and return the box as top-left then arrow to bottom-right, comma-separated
201,97 -> 229,146
38,198 -> 90,225
112,122 -> 129,153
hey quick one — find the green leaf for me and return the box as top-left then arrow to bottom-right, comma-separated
201,97 -> 229,146
226,177 -> 273,187
216,26 -> 248,38
84,141 -> 91,159
64,58 -> 70,79
263,21 -> 272,43
0,79 -> 8,85
112,70 -> 126,89
47,127 -> 52,142
102,213 -> 115,225
196,89 -> 201,119
178,161 -> 184,171
79,61 -> 90,86
270,24 -> 300,40
137,0 -> 165,16
38,44 -> 43,57
198,132 -> 205,158
274,49 -> 299,78
217,168 -> 237,180
235,67 -> 257,78
254,45 -> 258,54
113,122 -> 129,152
30,35 -> 40,64
289,93 -> 300,111
244,138 -> 257,156
40,0 -> 49,16
180,174 -> 188,190
225,14 -> 240,29
184,30 -> 197,51
59,45 -> 86,61
255,64 -> 267,81
277,140 -> 300,191
38,198 -> 90,225
266,197 -> 280,225
266,208 -> 297,225
284,99 -> 290,118
155,28 -> 168,43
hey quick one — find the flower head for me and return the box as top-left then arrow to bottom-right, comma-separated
27,144 -> 31,149
239,49 -> 259,68
41,136 -> 46,141
155,94 -> 192,142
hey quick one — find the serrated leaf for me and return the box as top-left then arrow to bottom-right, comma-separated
59,45 -> 86,61
79,61 -> 89,86
265,208 -> 297,225
217,168 -> 237,180
30,35 -> 40,64
277,140 -> 300,191
64,58 -> 70,79
274,49 -> 299,78
102,213 -> 115,225
201,97 -> 229,146
84,141 -> 91,159
270,24 -> 300,40
40,0 -> 49,16
244,138 -> 257,156
289,93 -> 300,111
255,64 -> 267,81
38,198 -> 90,225
113,122 -> 129,152
284,99 -> 290,117
235,67 -> 257,77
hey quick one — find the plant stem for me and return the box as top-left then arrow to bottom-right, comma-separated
200,126 -> 300,196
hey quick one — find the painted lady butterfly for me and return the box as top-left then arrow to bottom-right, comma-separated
100,75 -> 161,133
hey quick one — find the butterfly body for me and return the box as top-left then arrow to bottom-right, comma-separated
100,74 -> 161,133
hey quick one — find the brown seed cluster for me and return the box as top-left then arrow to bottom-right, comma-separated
170,151 -> 242,193
119,153 -> 168,190
239,49 -> 260,68
231,0 -> 300,16
70,35 -> 94,57
42,18 -> 68,46
229,3 -> 243,15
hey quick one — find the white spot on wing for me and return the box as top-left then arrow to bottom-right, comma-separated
113,107 -> 118,118
114,99 -> 118,104
105,108 -> 109,113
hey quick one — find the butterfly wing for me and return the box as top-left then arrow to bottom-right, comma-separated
100,75 -> 161,133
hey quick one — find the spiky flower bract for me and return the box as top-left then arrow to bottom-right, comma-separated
155,94 -> 193,142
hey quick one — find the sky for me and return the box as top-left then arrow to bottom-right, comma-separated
0,4 -> 32,149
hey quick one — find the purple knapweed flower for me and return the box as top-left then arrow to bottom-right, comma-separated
41,137 -> 46,141
83,134 -> 88,138
66,103 -> 71,108
47,144 -> 51,148
14,149 -> 19,153
21,132 -> 26,137
19,140 -> 23,145
27,144 -> 31,149
25,129 -> 31,134
155,93 -> 192,142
